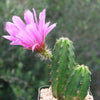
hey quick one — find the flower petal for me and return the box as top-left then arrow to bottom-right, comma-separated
45,22 -> 50,28
45,23 -> 56,36
26,24 -> 42,43
32,43 -> 38,52
2,35 -> 16,41
39,9 -> 46,26
38,9 -> 46,35
12,16 -> 26,30
10,39 -> 22,45
42,21 -> 50,39
5,22 -> 19,36
16,30 -> 34,46
33,8 -> 38,26
24,10 -> 34,24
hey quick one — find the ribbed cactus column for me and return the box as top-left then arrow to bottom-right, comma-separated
64,65 -> 91,100
51,37 -> 75,99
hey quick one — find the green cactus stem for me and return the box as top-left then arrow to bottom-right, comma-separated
51,37 -> 75,99
64,65 -> 91,100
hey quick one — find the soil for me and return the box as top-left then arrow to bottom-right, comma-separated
40,86 -> 57,100
40,86 -> 94,100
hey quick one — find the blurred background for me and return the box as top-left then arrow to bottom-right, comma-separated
0,0 -> 100,100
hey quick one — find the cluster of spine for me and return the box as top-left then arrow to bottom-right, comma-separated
51,37 -> 91,100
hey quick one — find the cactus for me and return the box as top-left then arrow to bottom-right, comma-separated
64,65 -> 91,100
51,37 -> 75,99
51,37 -> 91,100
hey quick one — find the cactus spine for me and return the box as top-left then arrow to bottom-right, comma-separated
51,38 -> 75,99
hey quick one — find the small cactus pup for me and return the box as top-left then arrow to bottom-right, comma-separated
64,65 -> 91,100
51,37 -> 75,99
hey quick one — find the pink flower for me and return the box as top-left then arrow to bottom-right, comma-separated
3,8 -> 56,53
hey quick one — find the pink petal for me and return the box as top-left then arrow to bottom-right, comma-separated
45,23 -> 57,36
5,22 -> 19,36
2,35 -> 16,41
24,10 -> 34,24
43,21 -> 50,38
10,39 -> 30,48
38,9 -> 46,34
45,22 -> 50,28
12,16 -> 26,30
33,8 -> 38,26
39,9 -> 46,26
16,30 -> 34,46
26,24 -> 42,43
10,39 -> 22,45
32,43 -> 38,52
10,41 -> 17,45
26,24 -> 37,42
